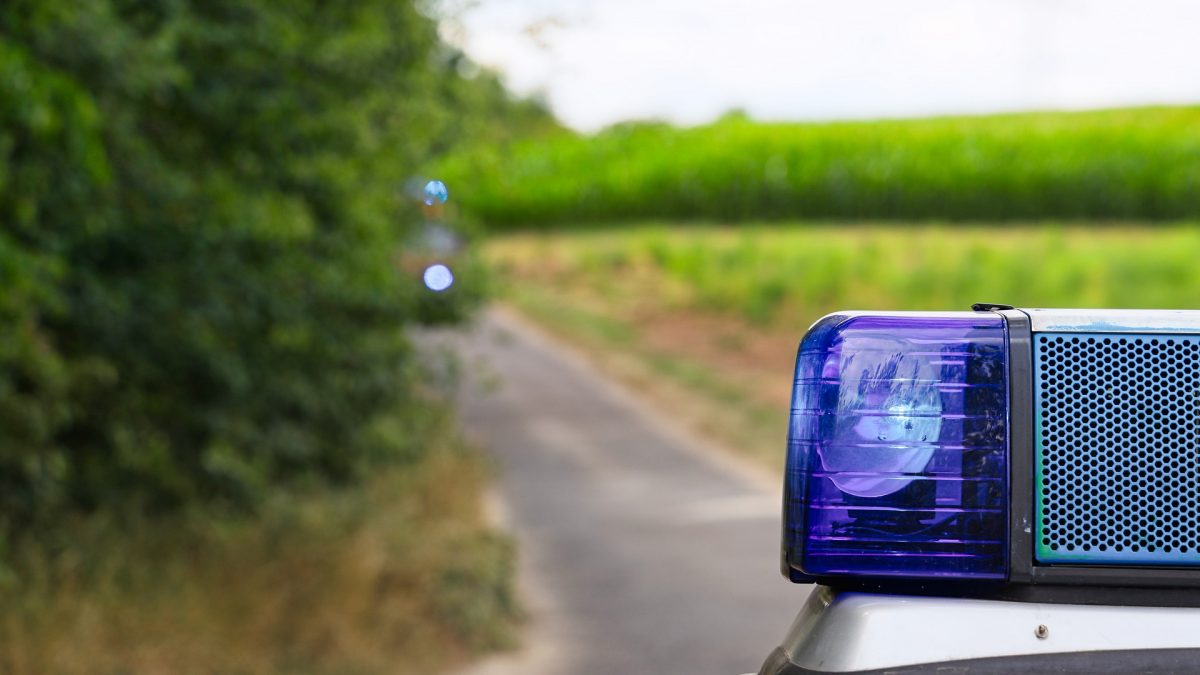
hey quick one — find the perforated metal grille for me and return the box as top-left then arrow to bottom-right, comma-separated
1036,332 -> 1200,565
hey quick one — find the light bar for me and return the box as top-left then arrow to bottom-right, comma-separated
784,314 -> 1010,580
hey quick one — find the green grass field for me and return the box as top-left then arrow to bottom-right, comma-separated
487,223 -> 1200,465
490,223 -> 1200,327
442,107 -> 1200,227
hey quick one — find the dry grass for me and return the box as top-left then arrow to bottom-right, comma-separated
0,406 -> 520,675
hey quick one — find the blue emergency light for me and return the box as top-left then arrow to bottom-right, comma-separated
784,312 -> 1009,580
783,307 -> 1200,589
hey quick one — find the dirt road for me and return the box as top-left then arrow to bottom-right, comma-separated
439,308 -> 807,674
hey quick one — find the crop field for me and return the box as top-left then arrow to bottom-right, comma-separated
442,107 -> 1200,227
487,223 -> 1200,465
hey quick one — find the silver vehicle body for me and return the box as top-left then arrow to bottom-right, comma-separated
771,587 -> 1200,672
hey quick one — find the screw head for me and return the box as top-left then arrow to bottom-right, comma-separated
1035,624 -> 1049,639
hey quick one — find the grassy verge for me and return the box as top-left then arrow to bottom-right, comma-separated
486,222 -> 1200,468
504,282 -> 788,470
0,399 -> 520,675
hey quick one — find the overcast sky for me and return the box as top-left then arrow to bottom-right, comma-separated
441,0 -> 1200,131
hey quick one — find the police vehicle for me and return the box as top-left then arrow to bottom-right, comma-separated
759,306 -> 1200,673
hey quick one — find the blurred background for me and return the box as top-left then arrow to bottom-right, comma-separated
2,0 -> 1200,673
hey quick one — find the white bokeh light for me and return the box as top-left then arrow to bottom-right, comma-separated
423,263 -> 455,292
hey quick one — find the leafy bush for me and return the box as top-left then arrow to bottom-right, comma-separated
0,0 -> 548,533
441,108 -> 1200,226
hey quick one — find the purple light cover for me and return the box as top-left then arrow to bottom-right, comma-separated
784,314 -> 1009,580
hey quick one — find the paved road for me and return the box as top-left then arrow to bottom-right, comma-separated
437,308 -> 808,675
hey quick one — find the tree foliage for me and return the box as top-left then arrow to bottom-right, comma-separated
0,0 -> 550,531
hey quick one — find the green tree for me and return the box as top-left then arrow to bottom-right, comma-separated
0,0 -> 551,532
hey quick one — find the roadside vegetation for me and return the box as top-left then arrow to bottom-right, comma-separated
442,107 -> 1200,226
0,1 -> 548,671
487,224 -> 1200,466
1,396 -> 519,675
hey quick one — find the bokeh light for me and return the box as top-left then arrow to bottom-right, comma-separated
423,263 -> 454,292
423,179 -> 449,206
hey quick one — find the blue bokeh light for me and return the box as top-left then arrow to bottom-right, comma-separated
423,179 -> 449,206
422,263 -> 454,292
